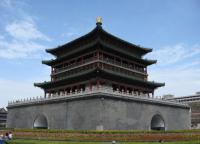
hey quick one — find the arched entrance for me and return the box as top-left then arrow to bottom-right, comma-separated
33,114 -> 48,129
151,114 -> 165,130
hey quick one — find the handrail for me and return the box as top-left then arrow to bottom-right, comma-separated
53,58 -> 146,75
8,86 -> 186,107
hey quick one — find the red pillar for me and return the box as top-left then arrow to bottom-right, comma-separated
97,51 -> 99,60
81,57 -> 83,64
114,57 -> 116,64
99,51 -> 102,60
125,86 -> 127,93
97,79 -> 100,90
89,81 -> 92,91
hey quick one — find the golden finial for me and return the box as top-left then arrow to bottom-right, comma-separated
96,16 -> 102,26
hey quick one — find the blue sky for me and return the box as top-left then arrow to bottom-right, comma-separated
0,0 -> 200,108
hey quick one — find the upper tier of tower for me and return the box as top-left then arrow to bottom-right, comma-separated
44,18 -> 155,66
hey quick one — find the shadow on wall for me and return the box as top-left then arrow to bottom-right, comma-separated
33,114 -> 48,129
151,114 -> 165,130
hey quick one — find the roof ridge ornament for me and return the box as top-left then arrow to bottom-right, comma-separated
96,16 -> 102,26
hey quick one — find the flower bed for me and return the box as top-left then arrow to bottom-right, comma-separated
1,129 -> 200,142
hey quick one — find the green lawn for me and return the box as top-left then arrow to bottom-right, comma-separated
7,139 -> 200,144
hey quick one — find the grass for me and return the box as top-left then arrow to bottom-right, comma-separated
2,129 -> 200,143
6,128 -> 200,134
7,139 -> 200,144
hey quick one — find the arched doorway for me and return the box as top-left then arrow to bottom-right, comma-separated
33,114 -> 48,129
151,114 -> 165,130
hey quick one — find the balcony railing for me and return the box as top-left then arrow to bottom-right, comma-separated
52,58 -> 147,81
53,57 -> 146,76
8,86 -> 187,107
54,57 -> 96,73
52,61 -> 145,82
53,63 -> 96,81
101,63 -> 145,81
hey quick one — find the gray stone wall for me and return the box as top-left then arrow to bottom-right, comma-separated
7,95 -> 190,130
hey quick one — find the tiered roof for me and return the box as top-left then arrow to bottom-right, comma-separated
42,22 -> 156,66
34,19 -> 164,90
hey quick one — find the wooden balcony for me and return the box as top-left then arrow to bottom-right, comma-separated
53,57 -> 146,75
51,60 -> 146,82
51,57 -> 147,81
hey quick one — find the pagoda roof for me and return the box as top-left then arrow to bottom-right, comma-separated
101,69 -> 165,89
34,69 -> 97,89
34,68 -> 164,90
42,49 -> 157,66
46,23 -> 152,57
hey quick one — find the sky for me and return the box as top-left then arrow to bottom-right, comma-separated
0,0 -> 199,108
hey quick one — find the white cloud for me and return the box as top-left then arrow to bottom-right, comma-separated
0,37 -> 46,59
0,0 -> 12,9
147,43 -> 200,97
147,43 -> 200,66
0,0 -> 51,59
0,0 -> 27,13
6,19 -> 50,41
150,66 -> 200,97
0,0 -> 52,107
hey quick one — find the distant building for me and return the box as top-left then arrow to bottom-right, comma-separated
164,92 -> 200,128
162,94 -> 174,100
0,108 -> 7,128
